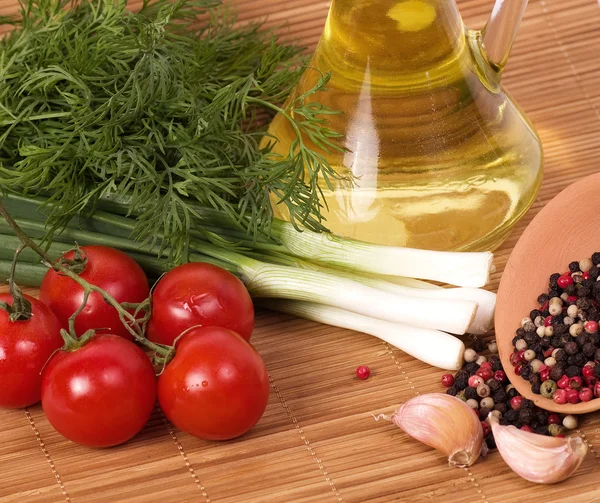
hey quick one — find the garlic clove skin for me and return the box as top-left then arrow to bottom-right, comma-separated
392,393 -> 483,467
489,414 -> 587,484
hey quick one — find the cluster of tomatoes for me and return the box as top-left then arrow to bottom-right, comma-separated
0,245 -> 270,447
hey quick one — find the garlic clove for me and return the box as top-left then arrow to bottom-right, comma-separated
392,393 -> 483,467
489,414 -> 587,484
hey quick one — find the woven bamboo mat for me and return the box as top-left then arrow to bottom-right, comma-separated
1,0 -> 600,501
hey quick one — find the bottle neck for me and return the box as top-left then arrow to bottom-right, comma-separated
315,0 -> 466,83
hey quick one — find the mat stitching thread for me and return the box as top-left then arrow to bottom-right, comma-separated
269,374 -> 344,503
384,343 -> 489,503
159,409 -> 211,502
540,0 -> 600,465
539,0 -> 600,125
25,409 -> 71,502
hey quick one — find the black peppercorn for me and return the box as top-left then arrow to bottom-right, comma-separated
564,341 -> 579,355
517,328 -> 527,339
589,265 -> 600,279
592,252 -> 600,265
494,402 -> 507,414
454,371 -> 469,390
554,348 -> 567,362
535,409 -> 548,425
583,342 -> 596,358
473,338 -> 487,352
507,388 -> 519,399
549,273 -> 560,288
479,408 -> 491,421
554,324 -> 568,336
590,333 -> 600,345
465,387 -> 478,400
549,364 -> 564,382
520,365 -> 532,380
540,337 -> 551,349
522,399 -> 534,409
550,336 -> 562,349
566,365 -> 581,377
531,381 -> 542,394
464,362 -> 480,375
519,408 -> 533,425
488,355 -> 500,364
582,279 -> 594,289
548,289 -> 559,298
504,409 -> 518,422
489,379 -> 501,392
578,286 -> 592,298
593,363 -> 600,380
493,390 -> 507,403
530,309 -> 542,320
486,435 -> 496,449
534,425 -> 549,436
588,307 -> 600,323
538,293 -> 550,305
571,353 -> 586,367
558,334 -> 571,347
491,359 -> 503,372
569,261 -> 580,273
566,284 -> 576,295
446,386 -> 458,396
524,332 -> 538,345
551,316 -> 564,326
529,342 -> 542,354
577,333 -> 590,347
577,297 -> 591,310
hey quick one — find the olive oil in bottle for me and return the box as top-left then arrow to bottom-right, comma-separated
266,0 -> 542,251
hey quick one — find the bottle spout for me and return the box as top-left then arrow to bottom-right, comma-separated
481,0 -> 529,71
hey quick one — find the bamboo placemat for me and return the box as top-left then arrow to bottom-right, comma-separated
1,0 -> 600,501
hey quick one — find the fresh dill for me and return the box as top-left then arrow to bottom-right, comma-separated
0,0 -> 344,262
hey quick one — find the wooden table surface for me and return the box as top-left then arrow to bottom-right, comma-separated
2,0 -> 600,502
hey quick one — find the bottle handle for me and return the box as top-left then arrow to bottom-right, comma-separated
481,0 -> 529,71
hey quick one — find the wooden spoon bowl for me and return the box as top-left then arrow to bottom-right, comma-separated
496,173 -> 600,414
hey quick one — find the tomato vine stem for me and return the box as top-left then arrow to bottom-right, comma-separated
0,199 -> 170,356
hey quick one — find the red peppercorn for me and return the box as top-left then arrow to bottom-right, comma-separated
509,352 -> 520,366
476,367 -> 493,381
557,375 -> 570,389
479,361 -> 492,369
567,295 -> 578,303
516,349 -> 526,361
356,366 -> 370,380
510,396 -> 524,411
569,376 -> 583,390
542,301 -> 549,311
557,275 -> 574,288
468,375 -> 484,388
543,347 -> 555,358
494,370 -> 507,383
556,434 -> 565,438
540,368 -> 551,382
583,365 -> 595,379
547,413 -> 561,425
514,364 -> 523,376
585,321 -> 599,334
580,387 -> 593,402
594,381 -> 600,398
481,421 -> 490,437
566,388 -> 580,404
553,389 -> 568,404
441,374 -> 454,387
520,425 -> 534,433
587,377 -> 598,389
544,315 -> 553,327
583,272 -> 591,280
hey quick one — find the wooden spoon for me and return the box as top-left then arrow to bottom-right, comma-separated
496,173 -> 600,414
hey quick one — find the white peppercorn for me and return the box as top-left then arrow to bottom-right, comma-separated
515,339 -> 528,351
567,305 -> 578,318
580,258 -> 593,273
544,357 -> 556,368
536,326 -> 546,337
476,355 -> 488,366
476,383 -> 491,398
487,341 -> 498,354
563,415 -> 578,430
523,350 -> 536,362
570,323 -> 584,337
544,326 -> 554,337
521,317 -> 532,327
530,359 -> 544,373
464,348 -> 478,363
480,397 -> 494,409
549,303 -> 562,316
563,316 -> 575,326
466,399 -> 479,409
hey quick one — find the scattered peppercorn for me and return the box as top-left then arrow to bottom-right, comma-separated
356,366 -> 370,380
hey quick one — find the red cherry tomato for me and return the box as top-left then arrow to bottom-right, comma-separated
41,334 -> 157,447
40,246 -> 150,339
0,293 -> 63,408
158,327 -> 269,440
147,263 -> 254,345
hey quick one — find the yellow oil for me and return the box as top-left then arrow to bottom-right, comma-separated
266,0 -> 543,251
